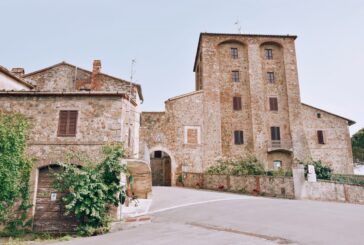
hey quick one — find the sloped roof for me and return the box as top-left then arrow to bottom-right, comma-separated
0,91 -> 137,106
0,65 -> 34,89
23,61 -> 143,101
302,103 -> 355,126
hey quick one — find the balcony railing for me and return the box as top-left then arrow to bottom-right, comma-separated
268,140 -> 293,153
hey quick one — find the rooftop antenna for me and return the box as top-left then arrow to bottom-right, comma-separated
126,59 -> 136,155
234,18 -> 242,34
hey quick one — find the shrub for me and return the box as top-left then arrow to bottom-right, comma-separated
331,174 -> 364,186
205,155 -> 265,176
0,112 -> 33,236
300,159 -> 332,180
53,144 -> 128,236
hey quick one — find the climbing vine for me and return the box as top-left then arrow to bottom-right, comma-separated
53,144 -> 128,236
0,112 -> 33,236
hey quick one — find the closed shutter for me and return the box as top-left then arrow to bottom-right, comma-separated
58,111 -> 68,136
58,110 -> 78,137
233,97 -> 242,110
317,130 -> 325,144
269,97 -> 278,111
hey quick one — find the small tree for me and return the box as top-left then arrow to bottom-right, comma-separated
0,112 -> 33,236
53,144 -> 128,236
352,128 -> 364,164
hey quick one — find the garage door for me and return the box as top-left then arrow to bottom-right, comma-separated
33,165 -> 78,233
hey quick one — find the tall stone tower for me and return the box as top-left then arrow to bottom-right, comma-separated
193,33 -> 311,169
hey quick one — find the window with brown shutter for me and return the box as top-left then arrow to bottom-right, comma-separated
57,110 -> 78,137
317,130 -> 325,144
269,97 -> 278,111
233,96 -> 242,111
234,131 -> 244,145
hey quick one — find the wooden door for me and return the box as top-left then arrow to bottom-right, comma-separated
33,165 -> 78,233
163,157 -> 172,186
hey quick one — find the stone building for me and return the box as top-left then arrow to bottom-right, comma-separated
0,60 -> 145,232
140,33 -> 355,186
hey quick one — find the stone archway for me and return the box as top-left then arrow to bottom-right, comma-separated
148,146 -> 176,186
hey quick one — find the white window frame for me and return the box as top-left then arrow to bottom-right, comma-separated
273,160 -> 282,170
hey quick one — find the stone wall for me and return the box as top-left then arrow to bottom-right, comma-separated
141,33 -> 354,180
182,172 -> 294,198
301,104 -> 354,173
301,181 -> 364,204
139,91 -> 204,185
0,94 -> 130,219
24,62 -> 140,100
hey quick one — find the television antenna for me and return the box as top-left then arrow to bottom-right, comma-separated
234,18 -> 242,34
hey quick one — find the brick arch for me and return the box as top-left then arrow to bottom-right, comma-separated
148,145 -> 176,186
260,41 -> 283,48
218,39 -> 246,47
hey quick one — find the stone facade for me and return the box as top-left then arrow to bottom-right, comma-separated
0,60 -> 144,232
140,33 -> 355,185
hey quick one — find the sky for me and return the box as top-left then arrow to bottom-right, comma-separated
0,0 -> 363,135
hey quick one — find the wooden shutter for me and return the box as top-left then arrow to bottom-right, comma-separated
58,111 -> 68,136
269,98 -> 278,111
233,97 -> 242,110
58,110 -> 78,137
317,130 -> 325,144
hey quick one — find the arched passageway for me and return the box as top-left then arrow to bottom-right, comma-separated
150,150 -> 172,186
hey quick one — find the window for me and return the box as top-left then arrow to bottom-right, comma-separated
233,96 -> 242,110
271,127 -> 281,141
269,97 -> 278,111
231,48 -> 238,59
317,112 -> 321,118
234,131 -> 244,145
154,151 -> 162,158
232,71 -> 240,82
317,130 -> 325,144
267,72 -> 275,83
265,49 -> 273,59
187,128 -> 198,144
58,110 -> 78,137
184,126 -> 201,144
273,160 -> 282,170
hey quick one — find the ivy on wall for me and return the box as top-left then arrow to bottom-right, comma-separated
0,112 -> 33,236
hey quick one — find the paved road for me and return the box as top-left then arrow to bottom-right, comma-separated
54,187 -> 364,245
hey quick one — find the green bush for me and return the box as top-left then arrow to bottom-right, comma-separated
352,128 -> 364,164
331,174 -> 364,186
300,159 -> 332,180
53,144 -> 128,236
0,112 -> 33,236
206,155 -> 265,176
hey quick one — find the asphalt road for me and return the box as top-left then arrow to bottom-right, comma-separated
54,187 -> 364,245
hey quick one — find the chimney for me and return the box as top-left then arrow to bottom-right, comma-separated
91,60 -> 102,90
11,68 -> 25,77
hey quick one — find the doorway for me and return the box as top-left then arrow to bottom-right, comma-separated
33,165 -> 78,232
150,150 -> 172,186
